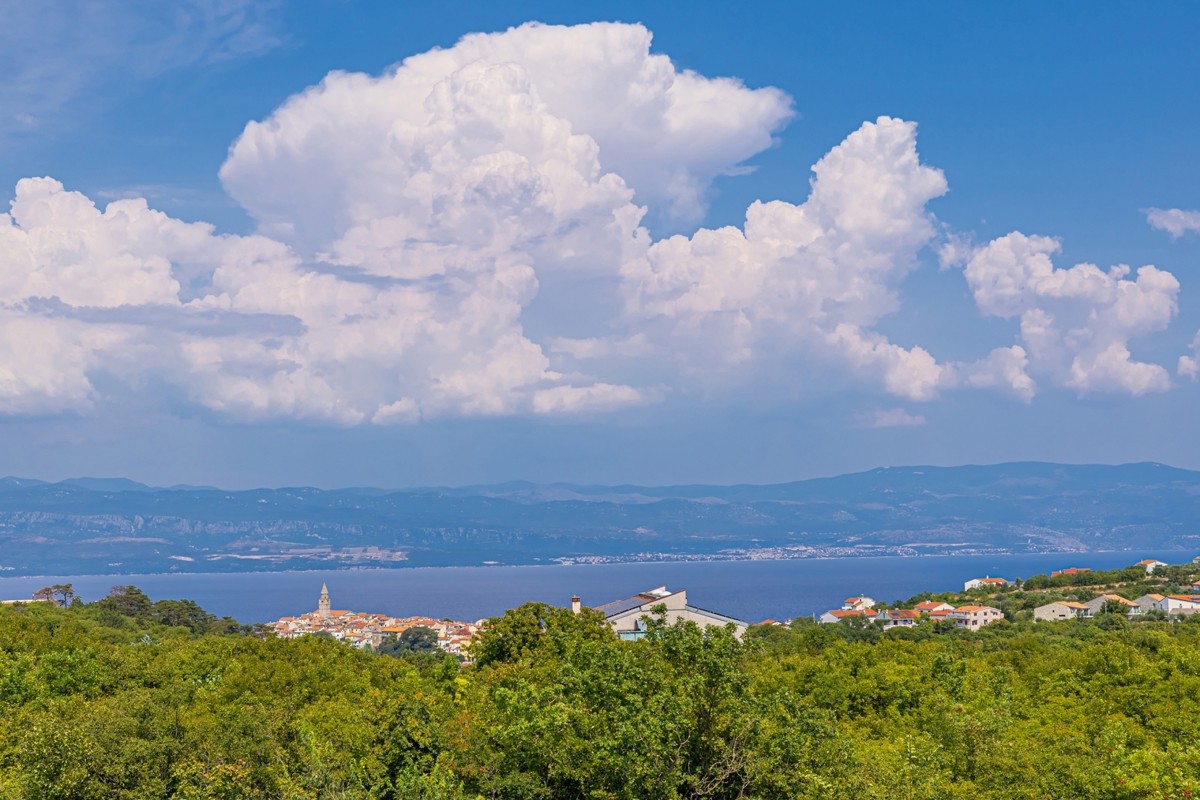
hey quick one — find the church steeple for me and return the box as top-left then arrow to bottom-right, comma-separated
318,583 -> 331,618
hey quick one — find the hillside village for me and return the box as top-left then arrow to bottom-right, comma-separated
796,557 -> 1200,633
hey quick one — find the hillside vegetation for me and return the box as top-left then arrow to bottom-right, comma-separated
867,561 -> 1199,623
2,577 -> 1200,799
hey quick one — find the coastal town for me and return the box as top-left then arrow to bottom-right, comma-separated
261,583 -> 748,660
250,555 -> 1200,660
265,584 -> 484,660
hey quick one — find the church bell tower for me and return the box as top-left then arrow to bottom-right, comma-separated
318,583 -> 331,618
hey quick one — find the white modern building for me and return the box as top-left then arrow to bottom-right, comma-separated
1033,601 -> 1089,622
964,576 -> 1009,591
588,586 -> 747,640
950,605 -> 1003,629
1163,595 -> 1200,614
1133,593 -> 1200,614
841,595 -> 876,610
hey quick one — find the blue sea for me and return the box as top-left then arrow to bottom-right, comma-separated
0,551 -> 1187,624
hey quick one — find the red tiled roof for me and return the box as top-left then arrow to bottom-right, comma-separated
885,609 -> 921,619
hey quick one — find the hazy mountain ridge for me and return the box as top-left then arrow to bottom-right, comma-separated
0,462 -> 1196,576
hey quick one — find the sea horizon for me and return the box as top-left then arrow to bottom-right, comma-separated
2,550 -> 1186,625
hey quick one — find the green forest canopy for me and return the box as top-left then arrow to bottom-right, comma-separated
1,569 -> 1200,799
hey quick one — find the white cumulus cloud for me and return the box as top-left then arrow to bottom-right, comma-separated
0,22 -> 1190,425
1145,207 -> 1200,240
961,231 -> 1179,395
1180,331 -> 1200,379
608,116 -> 1034,401
219,21 -> 793,256
0,176 -> 650,423
0,22 -> 790,423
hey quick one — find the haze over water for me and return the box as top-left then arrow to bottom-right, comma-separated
0,551 -> 1184,624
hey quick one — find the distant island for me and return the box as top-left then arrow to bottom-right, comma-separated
0,461 -> 1198,575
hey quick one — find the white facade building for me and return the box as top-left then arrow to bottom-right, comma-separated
589,586 -> 747,640
1033,601 -> 1088,622
964,577 -> 1009,591
950,605 -> 1003,629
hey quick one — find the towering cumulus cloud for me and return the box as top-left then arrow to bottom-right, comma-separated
607,116 -> 1034,401
2,22 -> 792,423
0,21 -> 1187,424
959,233 -> 1178,395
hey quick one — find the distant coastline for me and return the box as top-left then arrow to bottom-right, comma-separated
2,462 -> 1198,576
0,544 -> 1186,581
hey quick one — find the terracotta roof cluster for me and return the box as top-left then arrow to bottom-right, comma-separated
817,599 -> 1002,629
267,608 -> 482,659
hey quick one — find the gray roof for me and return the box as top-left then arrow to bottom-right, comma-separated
595,595 -> 654,617
594,588 -> 679,618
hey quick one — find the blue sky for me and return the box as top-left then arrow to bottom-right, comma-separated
1,0 -> 1198,488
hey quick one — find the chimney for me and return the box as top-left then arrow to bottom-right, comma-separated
571,596 -> 581,614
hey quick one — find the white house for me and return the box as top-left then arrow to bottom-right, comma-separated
913,601 -> 955,614
877,609 -> 921,629
819,609 -> 877,625
950,605 -> 1003,629
1033,601 -> 1089,622
589,586 -> 747,640
1133,593 -> 1200,614
1162,595 -> 1200,614
1136,559 -> 1168,575
964,577 -> 1009,591
841,595 -> 876,611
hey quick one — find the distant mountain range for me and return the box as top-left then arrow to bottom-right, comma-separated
1,462 -> 1197,576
